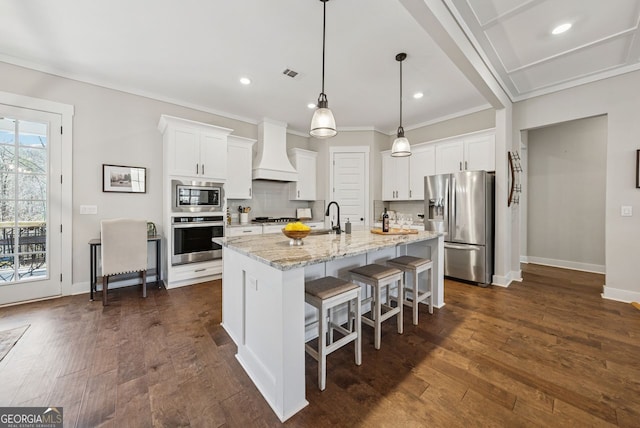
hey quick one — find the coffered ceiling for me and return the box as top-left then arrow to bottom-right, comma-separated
446,0 -> 640,100
0,1 -> 638,134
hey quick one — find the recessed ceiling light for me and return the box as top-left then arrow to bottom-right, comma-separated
239,77 -> 251,85
413,92 -> 424,99
307,103 -> 316,109
552,23 -> 572,35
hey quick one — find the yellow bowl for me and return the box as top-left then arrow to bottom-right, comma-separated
282,228 -> 311,240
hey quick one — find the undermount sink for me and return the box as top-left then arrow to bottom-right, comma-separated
308,229 -> 335,235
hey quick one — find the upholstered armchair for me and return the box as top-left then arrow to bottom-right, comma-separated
100,218 -> 148,306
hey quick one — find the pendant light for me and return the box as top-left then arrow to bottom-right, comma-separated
310,0 -> 337,139
391,52 -> 411,157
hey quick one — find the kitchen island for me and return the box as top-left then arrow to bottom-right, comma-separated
216,229 -> 444,421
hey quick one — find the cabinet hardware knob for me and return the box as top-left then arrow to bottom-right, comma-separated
202,164 -> 205,175
196,164 -> 199,174
194,268 -> 205,272
465,161 -> 467,170
249,188 -> 252,196
459,161 -> 462,171
297,190 -> 300,198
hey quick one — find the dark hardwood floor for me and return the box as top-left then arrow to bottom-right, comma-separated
1,264 -> 639,427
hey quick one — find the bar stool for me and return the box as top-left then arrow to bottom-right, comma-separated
305,276 -> 362,391
349,264 -> 404,350
387,255 -> 433,325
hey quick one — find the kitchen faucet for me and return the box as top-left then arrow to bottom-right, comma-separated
325,201 -> 341,234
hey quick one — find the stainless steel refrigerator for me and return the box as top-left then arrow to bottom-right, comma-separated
424,171 -> 494,285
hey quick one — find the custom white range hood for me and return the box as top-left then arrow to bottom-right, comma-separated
252,118 -> 298,182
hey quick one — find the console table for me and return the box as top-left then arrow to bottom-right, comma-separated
88,235 -> 162,300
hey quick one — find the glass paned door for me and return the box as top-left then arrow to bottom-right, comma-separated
0,106 -> 61,305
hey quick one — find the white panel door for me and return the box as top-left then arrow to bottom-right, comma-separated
0,106 -> 62,305
332,152 -> 366,226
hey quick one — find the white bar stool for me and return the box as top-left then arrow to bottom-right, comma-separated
305,276 -> 362,391
387,255 -> 433,325
349,264 -> 404,350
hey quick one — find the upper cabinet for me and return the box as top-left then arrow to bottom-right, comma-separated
158,115 -> 233,181
435,132 -> 495,174
382,145 -> 436,201
463,133 -> 495,172
288,148 -> 317,201
382,130 -> 494,201
382,151 -> 409,200
408,145 -> 436,200
227,135 -> 256,199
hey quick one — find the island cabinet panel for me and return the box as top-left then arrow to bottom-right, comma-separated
222,248 -> 308,422
218,230 -> 444,422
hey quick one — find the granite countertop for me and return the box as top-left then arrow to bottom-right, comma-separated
215,229 -> 442,271
226,219 -> 325,228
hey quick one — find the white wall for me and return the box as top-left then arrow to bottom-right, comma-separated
0,61 -> 308,291
513,69 -> 640,302
402,108 -> 496,145
526,115 -> 607,272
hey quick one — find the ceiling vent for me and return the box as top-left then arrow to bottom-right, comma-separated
282,68 -> 299,78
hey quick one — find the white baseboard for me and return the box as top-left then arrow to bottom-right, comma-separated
602,285 -> 640,304
491,269 -> 523,287
524,256 -> 605,274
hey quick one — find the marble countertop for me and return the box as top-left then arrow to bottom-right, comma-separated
215,229 -> 442,271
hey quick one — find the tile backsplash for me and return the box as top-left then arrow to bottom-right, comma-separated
373,199 -> 425,223
228,180 -> 324,222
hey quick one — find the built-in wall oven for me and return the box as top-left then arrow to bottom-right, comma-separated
172,215 -> 224,266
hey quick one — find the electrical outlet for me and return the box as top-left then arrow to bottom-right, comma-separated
80,205 -> 98,215
621,206 -> 633,217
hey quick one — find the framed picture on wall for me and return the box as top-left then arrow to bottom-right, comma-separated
637,150 -> 640,188
102,164 -> 146,193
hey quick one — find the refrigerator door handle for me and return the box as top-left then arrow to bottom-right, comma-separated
445,243 -> 481,251
450,175 -> 456,240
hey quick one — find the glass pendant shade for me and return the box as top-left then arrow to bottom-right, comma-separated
391,136 -> 411,157
310,106 -> 337,138
391,127 -> 411,157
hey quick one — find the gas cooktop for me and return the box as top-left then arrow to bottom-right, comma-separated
252,217 -> 298,223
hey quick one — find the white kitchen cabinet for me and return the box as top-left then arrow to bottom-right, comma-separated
381,151 -> 409,200
288,148 -> 317,200
408,145 -> 436,200
304,221 -> 324,230
435,140 -> 465,175
382,146 -> 434,201
170,260 -> 223,283
262,224 -> 285,234
158,115 -> 232,181
435,132 -> 495,174
464,133 -> 495,172
227,135 -> 256,199
226,225 -> 262,237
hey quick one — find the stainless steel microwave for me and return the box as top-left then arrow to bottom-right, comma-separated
172,179 -> 224,213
